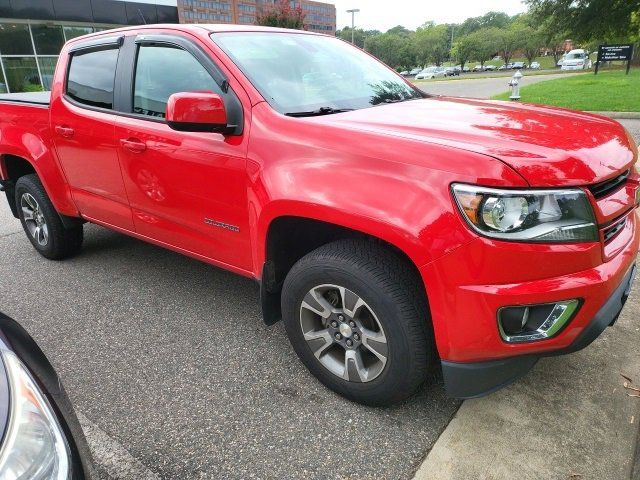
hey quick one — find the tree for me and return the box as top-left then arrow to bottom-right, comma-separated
518,25 -> 544,64
457,11 -> 514,37
413,23 -> 450,66
336,27 -> 381,49
451,36 -> 476,69
526,0 -> 640,43
495,28 -> 521,65
538,18 -> 569,65
464,28 -> 501,67
386,25 -> 413,37
365,33 -> 416,70
255,0 -> 306,30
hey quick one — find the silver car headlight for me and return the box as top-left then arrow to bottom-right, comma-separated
452,184 -> 598,242
0,350 -> 71,480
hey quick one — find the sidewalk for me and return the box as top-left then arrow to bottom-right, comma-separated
413,292 -> 640,480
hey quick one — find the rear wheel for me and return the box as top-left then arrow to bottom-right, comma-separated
281,239 -> 432,406
15,174 -> 83,260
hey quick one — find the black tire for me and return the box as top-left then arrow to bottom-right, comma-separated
281,239 -> 433,406
14,174 -> 83,260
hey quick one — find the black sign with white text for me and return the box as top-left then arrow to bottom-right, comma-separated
597,44 -> 634,62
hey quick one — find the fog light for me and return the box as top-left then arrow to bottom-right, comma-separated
498,300 -> 580,343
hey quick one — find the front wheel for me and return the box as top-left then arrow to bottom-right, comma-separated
15,174 -> 83,260
281,239 -> 433,406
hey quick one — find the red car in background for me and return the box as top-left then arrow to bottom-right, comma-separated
0,24 -> 638,406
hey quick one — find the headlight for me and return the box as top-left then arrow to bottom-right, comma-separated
452,184 -> 598,242
0,351 -> 71,480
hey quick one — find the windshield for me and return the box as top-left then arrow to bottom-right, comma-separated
212,32 -> 422,115
566,53 -> 586,60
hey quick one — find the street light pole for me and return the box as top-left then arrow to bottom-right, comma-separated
346,9 -> 360,45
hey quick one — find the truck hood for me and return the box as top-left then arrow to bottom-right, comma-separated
311,97 -> 636,186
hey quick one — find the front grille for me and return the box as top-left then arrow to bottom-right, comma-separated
603,217 -> 627,243
589,170 -> 630,199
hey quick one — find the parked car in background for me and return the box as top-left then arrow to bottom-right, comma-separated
512,61 -> 526,70
409,67 -> 422,76
462,65 -> 470,73
484,65 -> 497,71
561,49 -> 592,70
399,70 -> 410,76
0,25 -> 638,407
529,61 -> 541,70
557,54 -> 566,67
498,63 -> 513,70
472,64 -> 484,72
415,66 -> 446,80
445,66 -> 460,77
0,312 -> 96,478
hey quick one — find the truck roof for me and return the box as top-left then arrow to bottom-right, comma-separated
64,23 -> 323,46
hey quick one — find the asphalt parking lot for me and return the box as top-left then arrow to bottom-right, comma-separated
416,71 -> 583,98
0,204 -> 459,480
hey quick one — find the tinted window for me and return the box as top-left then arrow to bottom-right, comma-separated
67,48 -> 119,109
133,45 -> 218,118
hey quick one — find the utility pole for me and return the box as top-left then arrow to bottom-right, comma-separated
450,25 -> 454,62
346,9 -> 360,45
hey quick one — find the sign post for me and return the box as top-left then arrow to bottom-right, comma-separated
595,44 -> 634,75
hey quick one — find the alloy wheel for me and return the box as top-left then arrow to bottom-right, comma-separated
20,193 -> 49,246
299,284 -> 388,383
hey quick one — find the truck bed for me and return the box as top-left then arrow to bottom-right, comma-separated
0,92 -> 51,106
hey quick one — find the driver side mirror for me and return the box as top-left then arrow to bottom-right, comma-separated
166,91 -> 229,133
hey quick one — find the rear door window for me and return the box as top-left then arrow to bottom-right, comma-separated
66,47 -> 119,109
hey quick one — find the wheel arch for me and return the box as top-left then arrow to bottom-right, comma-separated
1,153 -> 81,228
259,213 -> 430,327
0,133 -> 78,219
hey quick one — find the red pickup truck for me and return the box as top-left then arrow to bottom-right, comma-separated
0,25 -> 638,406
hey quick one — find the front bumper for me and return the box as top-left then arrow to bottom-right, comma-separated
441,263 -> 636,398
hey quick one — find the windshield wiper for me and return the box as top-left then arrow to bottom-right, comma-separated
285,107 -> 355,117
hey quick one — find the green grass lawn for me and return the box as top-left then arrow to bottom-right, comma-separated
491,69 -> 640,112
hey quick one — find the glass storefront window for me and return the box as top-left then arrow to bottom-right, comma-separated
3,57 -> 42,93
31,25 -> 65,55
0,67 -> 7,94
37,57 -> 58,91
63,26 -> 94,41
0,23 -> 35,56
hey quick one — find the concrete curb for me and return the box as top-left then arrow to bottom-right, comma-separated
412,305 -> 640,480
587,111 -> 640,119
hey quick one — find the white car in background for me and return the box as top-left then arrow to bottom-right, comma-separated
529,61 -> 541,70
561,49 -> 592,70
415,66 -> 446,80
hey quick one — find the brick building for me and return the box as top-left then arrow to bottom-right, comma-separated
178,0 -> 336,34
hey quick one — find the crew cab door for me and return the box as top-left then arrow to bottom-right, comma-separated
50,36 -> 134,230
113,34 -> 252,271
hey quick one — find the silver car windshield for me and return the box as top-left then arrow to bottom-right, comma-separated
211,32 -> 422,115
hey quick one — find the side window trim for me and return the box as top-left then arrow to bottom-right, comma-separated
68,35 -> 124,54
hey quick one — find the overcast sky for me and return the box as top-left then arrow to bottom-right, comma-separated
333,0 -> 527,32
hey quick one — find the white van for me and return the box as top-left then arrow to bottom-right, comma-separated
560,49 -> 592,70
